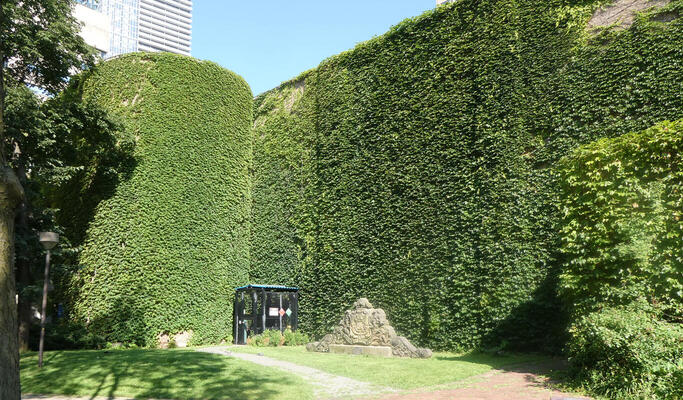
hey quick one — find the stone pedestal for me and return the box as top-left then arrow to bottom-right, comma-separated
329,344 -> 393,357
307,298 -> 432,358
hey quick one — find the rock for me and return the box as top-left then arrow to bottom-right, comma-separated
174,330 -> 193,348
391,336 -> 432,359
158,330 -> 193,349
308,297 -> 432,358
158,333 -> 170,349
353,298 -> 373,309
391,336 -> 417,357
416,348 -> 433,358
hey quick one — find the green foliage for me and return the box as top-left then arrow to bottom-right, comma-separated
266,329 -> 283,346
248,332 -> 267,347
4,82 -> 128,352
248,329 -> 307,347
29,320 -> 107,351
65,53 -> 253,346
251,0 -> 683,352
558,120 -> 683,318
0,0 -> 97,94
559,121 -> 682,399
248,329 -> 282,347
567,302 -> 683,400
283,328 -> 309,346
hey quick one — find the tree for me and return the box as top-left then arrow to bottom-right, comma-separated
0,1 -> 95,398
6,83 -> 132,353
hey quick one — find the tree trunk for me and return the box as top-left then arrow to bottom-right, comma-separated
16,162 -> 33,352
17,219 -> 33,352
0,167 -> 24,400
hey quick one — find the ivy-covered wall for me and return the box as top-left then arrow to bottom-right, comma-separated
66,53 -> 253,346
251,0 -> 682,351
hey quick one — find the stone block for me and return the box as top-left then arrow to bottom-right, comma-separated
329,344 -> 393,357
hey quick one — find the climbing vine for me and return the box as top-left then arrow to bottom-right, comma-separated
251,0 -> 682,352
64,53 -> 253,346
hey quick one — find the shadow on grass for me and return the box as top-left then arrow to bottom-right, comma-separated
21,348 -> 305,400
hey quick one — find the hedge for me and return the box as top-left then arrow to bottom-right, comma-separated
64,53 -> 253,346
251,0 -> 683,351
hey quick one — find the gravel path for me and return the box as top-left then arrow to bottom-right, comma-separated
198,346 -> 396,399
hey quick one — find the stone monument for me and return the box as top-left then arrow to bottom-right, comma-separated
306,298 -> 432,358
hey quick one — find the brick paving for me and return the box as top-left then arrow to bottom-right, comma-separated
371,360 -> 590,400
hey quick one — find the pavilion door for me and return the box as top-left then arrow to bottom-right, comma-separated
264,292 -> 297,332
234,291 -> 261,344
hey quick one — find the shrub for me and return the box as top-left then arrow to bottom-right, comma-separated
248,329 -> 308,347
248,333 -> 267,347
63,53 -> 253,346
266,329 -> 284,347
283,328 -> 309,346
567,302 -> 683,400
29,321 -> 107,351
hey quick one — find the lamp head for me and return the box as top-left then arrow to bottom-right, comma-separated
39,232 -> 59,250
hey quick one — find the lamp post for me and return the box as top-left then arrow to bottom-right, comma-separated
38,232 -> 58,368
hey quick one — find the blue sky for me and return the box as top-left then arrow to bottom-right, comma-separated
191,1 -> 435,95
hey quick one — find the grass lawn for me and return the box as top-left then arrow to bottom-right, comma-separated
20,348 -> 313,400
229,345 -> 549,389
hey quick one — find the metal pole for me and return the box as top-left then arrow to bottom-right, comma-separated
279,293 -> 283,333
261,288 -> 266,333
38,249 -> 50,368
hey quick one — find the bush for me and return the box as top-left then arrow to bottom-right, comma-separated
248,333 -> 267,347
29,321 -> 107,351
283,328 -> 309,346
248,329 -> 308,347
567,302 -> 683,400
266,329 -> 284,347
559,120 -> 683,399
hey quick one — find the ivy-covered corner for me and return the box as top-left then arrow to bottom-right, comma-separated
64,53 -> 253,346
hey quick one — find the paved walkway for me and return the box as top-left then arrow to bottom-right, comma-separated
198,346 -> 396,399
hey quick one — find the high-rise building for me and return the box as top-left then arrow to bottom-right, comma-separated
74,0 -> 192,59
138,0 -> 192,56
